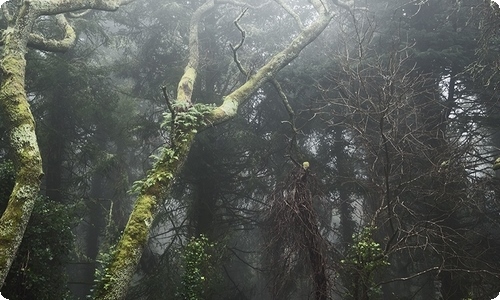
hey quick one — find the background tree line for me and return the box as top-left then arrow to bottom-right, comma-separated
1,0 -> 500,299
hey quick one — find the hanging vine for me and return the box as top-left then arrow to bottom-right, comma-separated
263,165 -> 329,300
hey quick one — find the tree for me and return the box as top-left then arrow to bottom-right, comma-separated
0,0 -> 130,286
314,0 -> 500,298
93,0 -> 344,298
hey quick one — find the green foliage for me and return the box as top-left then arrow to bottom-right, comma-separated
0,160 -> 74,299
179,235 -> 215,300
129,148 -> 178,195
162,103 -> 216,133
342,226 -> 389,272
90,244 -> 117,298
130,103 -> 215,195
341,226 -> 389,299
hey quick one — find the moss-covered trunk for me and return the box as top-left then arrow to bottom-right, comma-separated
94,128 -> 198,300
0,6 -> 43,286
0,0 -> 128,290
95,1 -> 334,299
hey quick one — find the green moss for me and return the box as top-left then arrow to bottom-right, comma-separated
95,102 -> 213,299
0,46 -> 43,284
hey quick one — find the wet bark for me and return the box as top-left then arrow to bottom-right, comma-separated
0,0 -> 127,287
95,0 -> 335,298
0,4 -> 41,285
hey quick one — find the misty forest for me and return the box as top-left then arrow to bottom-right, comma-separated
2,0 -> 500,299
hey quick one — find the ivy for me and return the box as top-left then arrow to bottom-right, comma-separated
178,235 -> 214,300
0,161 -> 75,300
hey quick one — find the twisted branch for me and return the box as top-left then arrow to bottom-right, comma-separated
230,8 -> 249,79
27,14 -> 76,52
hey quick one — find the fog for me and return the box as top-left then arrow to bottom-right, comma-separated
0,0 -> 500,299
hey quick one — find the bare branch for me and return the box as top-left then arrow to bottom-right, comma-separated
310,0 -> 329,14
161,86 -> 176,145
270,78 -> 302,160
161,86 -> 175,118
330,0 -> 354,10
230,8 -> 249,78
330,0 -> 368,11
218,0 -> 272,9
271,78 -> 297,134
209,4 -> 333,123
275,0 -> 304,30
68,9 -> 92,18
176,0 -> 215,105
2,2 -> 12,24
31,0 -> 126,16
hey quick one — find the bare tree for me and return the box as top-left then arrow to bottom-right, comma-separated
318,2 -> 500,298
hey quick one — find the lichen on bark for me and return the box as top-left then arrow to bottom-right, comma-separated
95,129 -> 197,300
0,0 -> 131,287
0,7 -> 44,284
93,0 -> 335,298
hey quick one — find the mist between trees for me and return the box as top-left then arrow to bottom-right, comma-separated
1,0 -> 500,299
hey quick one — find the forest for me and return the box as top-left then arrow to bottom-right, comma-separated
0,0 -> 500,299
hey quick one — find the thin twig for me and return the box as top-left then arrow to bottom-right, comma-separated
230,8 -> 249,78
270,78 -> 300,160
275,0 -> 304,30
162,86 -> 176,145
162,86 -> 175,117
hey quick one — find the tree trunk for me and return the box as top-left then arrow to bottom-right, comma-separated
94,1 -> 335,298
0,6 -> 42,286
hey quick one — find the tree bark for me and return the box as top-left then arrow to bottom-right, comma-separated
95,0 -> 335,298
0,0 -> 128,287
0,3 -> 41,286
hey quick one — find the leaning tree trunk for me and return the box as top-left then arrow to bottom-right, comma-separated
0,0 -> 127,287
0,7 -> 42,286
94,0 -> 336,298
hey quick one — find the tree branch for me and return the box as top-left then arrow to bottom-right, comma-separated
230,8 -> 249,79
30,0 -> 126,16
331,0 -> 354,10
68,9 -> 92,18
218,0 -> 272,9
270,78 -> 302,161
2,2 -> 13,24
275,0 -> 304,30
208,3 -> 333,124
176,0 -> 216,105
27,14 -> 76,52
